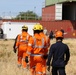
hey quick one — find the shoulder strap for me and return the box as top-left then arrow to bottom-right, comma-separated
33,36 -> 45,48
19,34 -> 29,43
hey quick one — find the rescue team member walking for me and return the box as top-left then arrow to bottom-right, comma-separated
47,31 -> 70,75
39,24 -> 50,74
27,24 -> 49,75
13,25 -> 30,69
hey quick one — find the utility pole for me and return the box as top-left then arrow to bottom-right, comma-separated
34,6 -> 36,20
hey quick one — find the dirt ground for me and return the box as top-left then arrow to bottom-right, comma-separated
0,39 -> 76,75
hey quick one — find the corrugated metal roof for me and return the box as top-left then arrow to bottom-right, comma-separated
45,0 -> 76,6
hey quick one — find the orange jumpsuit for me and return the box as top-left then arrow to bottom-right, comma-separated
15,31 -> 30,69
39,32 -> 50,75
27,33 -> 48,75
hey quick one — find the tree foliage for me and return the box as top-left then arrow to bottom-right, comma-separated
15,11 -> 41,20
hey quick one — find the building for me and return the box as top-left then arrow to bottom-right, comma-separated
42,0 -> 76,21
42,0 -> 76,38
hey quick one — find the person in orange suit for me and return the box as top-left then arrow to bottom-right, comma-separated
39,24 -> 50,75
27,24 -> 49,75
13,25 -> 30,69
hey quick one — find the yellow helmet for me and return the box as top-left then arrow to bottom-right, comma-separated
33,23 -> 43,30
33,24 -> 41,30
39,24 -> 43,30
22,25 -> 28,30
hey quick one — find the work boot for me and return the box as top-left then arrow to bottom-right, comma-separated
17,64 -> 21,68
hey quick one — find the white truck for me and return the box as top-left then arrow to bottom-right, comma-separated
1,21 -> 38,39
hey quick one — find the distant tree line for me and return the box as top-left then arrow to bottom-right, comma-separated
14,11 -> 42,20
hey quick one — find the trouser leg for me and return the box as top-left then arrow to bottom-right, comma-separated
35,63 -> 42,75
17,51 -> 23,67
30,68 -> 35,75
17,56 -> 22,68
59,67 -> 66,75
52,67 -> 58,75
42,64 -> 46,75
22,58 -> 27,69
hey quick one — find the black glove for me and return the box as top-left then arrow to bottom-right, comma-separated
13,49 -> 16,53
43,54 -> 48,59
65,61 -> 68,65
25,56 -> 29,63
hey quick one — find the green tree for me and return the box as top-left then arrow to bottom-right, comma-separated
15,11 -> 41,20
